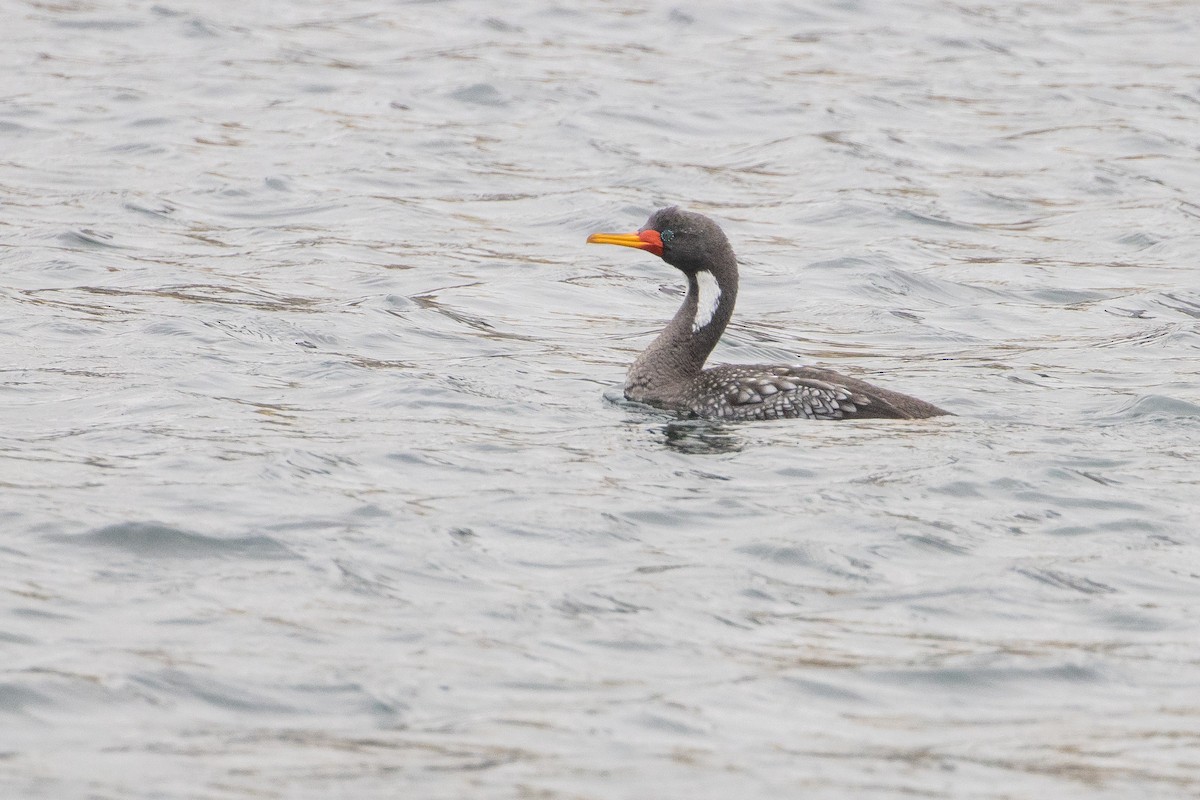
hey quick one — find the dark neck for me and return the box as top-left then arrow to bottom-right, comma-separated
626,253 -> 738,400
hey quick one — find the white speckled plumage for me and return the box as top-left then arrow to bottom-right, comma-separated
588,207 -> 950,422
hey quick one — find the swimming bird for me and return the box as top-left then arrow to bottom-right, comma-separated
587,206 -> 949,421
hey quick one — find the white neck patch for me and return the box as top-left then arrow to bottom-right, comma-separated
693,270 -> 722,333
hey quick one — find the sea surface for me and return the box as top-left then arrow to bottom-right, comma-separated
3,1 -> 1199,798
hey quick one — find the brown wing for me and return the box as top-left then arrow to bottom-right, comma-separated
688,365 -> 948,421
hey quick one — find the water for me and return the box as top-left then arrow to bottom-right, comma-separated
3,1 -> 1199,797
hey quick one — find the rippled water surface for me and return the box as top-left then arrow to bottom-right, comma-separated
4,1 -> 1200,797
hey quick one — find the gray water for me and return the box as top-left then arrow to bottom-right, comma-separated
4,1 -> 1200,797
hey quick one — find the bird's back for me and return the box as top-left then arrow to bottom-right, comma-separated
679,364 -> 950,421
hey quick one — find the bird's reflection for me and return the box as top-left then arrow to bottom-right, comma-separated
607,390 -> 745,453
659,419 -> 744,454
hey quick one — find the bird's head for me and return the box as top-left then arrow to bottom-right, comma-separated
587,206 -> 733,276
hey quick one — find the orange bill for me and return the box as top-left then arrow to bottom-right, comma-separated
586,229 -> 664,257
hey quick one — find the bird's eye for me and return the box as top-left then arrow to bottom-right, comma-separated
661,229 -> 675,244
